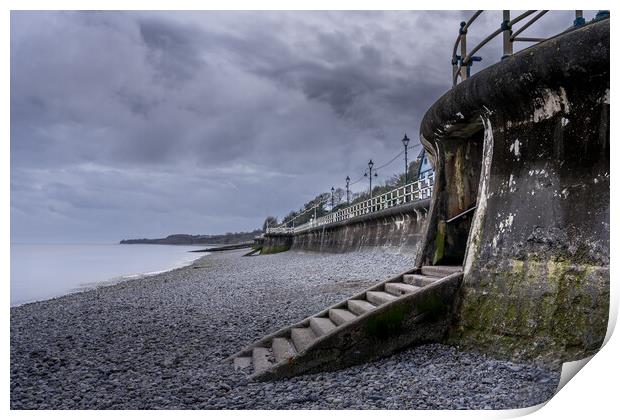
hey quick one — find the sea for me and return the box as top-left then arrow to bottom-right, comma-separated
10,243 -> 209,307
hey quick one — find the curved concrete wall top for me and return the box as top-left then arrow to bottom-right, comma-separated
421,20 -> 609,146
418,19 -> 609,367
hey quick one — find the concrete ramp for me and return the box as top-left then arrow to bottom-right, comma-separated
227,266 -> 462,381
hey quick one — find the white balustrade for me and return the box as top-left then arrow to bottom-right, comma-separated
266,175 -> 434,235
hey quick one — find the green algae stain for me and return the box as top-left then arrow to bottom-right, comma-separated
261,245 -> 290,255
433,221 -> 446,265
366,306 -> 407,339
417,294 -> 448,321
452,257 -> 609,361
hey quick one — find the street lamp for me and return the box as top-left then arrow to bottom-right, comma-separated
331,186 -> 335,210
313,199 -> 318,223
364,159 -> 378,199
402,133 -> 410,185
345,176 -> 351,204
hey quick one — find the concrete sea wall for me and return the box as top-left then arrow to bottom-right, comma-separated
419,20 -> 609,366
259,234 -> 293,255
261,199 -> 431,256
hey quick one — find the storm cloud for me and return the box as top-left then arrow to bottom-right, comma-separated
10,10 -> 590,242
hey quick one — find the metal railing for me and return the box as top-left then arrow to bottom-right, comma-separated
452,10 -> 610,86
266,173 -> 434,235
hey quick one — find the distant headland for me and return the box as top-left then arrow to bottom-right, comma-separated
120,230 -> 262,245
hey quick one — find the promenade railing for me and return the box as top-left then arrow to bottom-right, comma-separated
452,10 -> 610,87
266,173 -> 434,235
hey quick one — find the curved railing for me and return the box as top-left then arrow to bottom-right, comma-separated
266,174 -> 434,235
452,10 -> 610,86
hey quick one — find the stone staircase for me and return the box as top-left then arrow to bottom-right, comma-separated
228,265 -> 463,381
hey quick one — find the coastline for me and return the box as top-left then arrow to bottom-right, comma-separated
11,249 -> 560,409
69,252 -> 208,300
12,253 -> 209,309
10,243 -> 209,307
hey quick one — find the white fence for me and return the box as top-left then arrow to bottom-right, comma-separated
267,174 -> 434,235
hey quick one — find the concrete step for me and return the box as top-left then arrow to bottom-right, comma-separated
421,265 -> 462,277
310,317 -> 337,336
272,337 -> 297,363
347,299 -> 377,315
233,356 -> 252,371
366,291 -> 398,306
291,327 -> 317,352
385,282 -> 421,296
229,264 -> 463,380
403,274 -> 440,287
252,347 -> 273,373
329,308 -> 357,326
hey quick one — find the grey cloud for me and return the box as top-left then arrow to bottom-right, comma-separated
138,17 -> 206,83
11,10 -> 595,243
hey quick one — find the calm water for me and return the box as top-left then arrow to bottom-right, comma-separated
10,243 -> 208,307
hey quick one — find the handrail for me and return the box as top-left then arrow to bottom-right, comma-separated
446,205 -> 477,223
452,10 -> 483,59
452,10 -> 484,84
464,10 -> 484,30
513,37 -> 546,43
508,10 -> 537,27
461,26 -> 503,66
266,174 -> 434,235
279,197 -> 329,228
451,10 -> 609,87
510,10 -> 548,41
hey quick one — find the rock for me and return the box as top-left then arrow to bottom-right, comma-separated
507,364 -> 523,372
218,382 -> 232,392
162,357 -> 178,368
10,250 -> 560,409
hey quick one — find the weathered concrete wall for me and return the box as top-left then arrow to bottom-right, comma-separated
417,132 -> 484,266
291,199 -> 431,254
262,199 -> 431,256
258,234 -> 293,255
419,20 -> 609,367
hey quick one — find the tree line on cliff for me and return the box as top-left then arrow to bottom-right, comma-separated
263,156 -> 424,230
120,231 -> 263,245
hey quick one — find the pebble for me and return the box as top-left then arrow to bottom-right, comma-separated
11,249 -> 560,409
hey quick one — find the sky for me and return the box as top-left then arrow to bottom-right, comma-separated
10,10 -> 596,243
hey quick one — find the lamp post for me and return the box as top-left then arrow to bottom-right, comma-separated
314,201 -> 317,223
402,133 -> 410,185
364,159 -> 378,199
345,176 -> 351,204
331,186 -> 335,210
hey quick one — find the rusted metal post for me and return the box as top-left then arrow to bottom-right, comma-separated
460,22 -> 468,81
574,10 -> 585,26
502,10 -> 513,59
451,59 -> 459,86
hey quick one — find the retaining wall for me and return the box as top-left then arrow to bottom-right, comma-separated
262,199 -> 431,255
419,19 -> 610,367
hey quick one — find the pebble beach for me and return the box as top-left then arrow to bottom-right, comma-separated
10,249 -> 560,409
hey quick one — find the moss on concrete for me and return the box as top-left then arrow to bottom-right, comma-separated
433,221 -> 446,265
260,245 -> 291,255
450,258 -> 609,364
365,305 -> 406,339
416,294 -> 448,322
